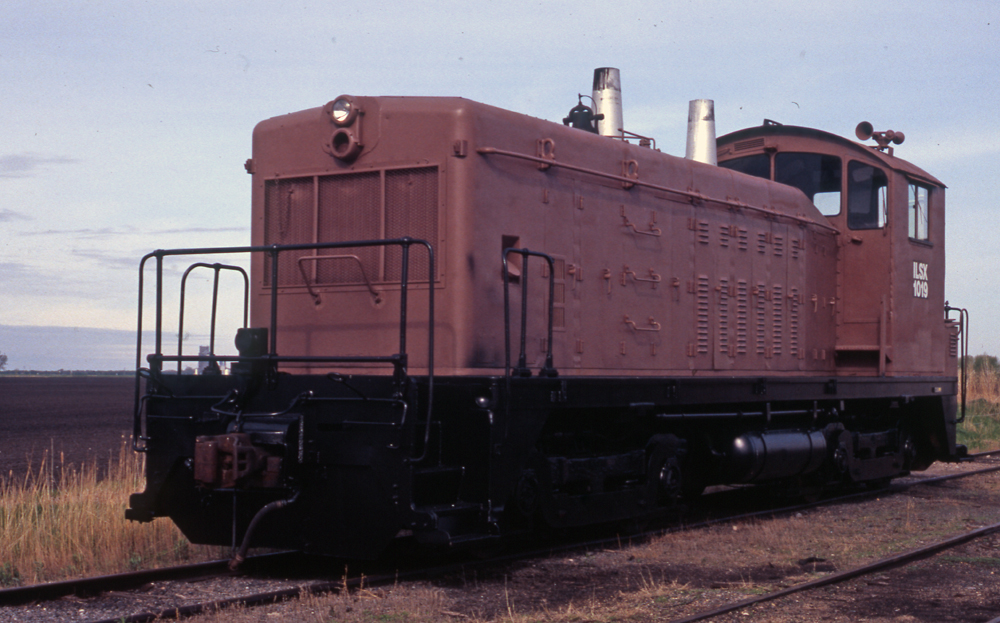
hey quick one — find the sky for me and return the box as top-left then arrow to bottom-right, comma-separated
1,0 -> 998,370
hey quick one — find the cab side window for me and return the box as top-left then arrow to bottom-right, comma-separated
847,161 -> 888,230
908,183 -> 929,241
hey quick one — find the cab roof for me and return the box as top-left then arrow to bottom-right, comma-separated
717,123 -> 944,188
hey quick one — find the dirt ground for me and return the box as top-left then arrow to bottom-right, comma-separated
171,467 -> 1000,623
0,375 -> 134,478
421,469 -> 1000,622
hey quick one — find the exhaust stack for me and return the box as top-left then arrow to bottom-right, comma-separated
592,67 -> 623,137
685,99 -> 717,165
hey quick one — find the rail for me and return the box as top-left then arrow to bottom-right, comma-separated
132,238 -> 435,453
177,262 -> 249,374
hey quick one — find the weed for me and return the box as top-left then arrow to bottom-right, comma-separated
0,562 -> 21,587
0,438 -> 219,586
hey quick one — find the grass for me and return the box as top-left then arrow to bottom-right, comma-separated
958,357 -> 1000,453
0,439 -> 222,586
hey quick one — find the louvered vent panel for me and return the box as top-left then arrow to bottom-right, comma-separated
697,275 -> 710,354
772,284 -> 784,357
264,177 -> 315,286
697,221 -> 710,245
790,287 -> 800,358
736,280 -> 748,355
718,278 -> 729,355
735,138 -> 765,151
755,283 -> 767,355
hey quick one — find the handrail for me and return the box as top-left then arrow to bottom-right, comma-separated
502,247 -> 558,386
177,263 -> 249,374
945,303 -> 969,423
296,255 -> 382,305
133,238 -> 435,455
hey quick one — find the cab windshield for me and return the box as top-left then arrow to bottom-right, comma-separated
720,152 -> 842,216
774,153 -> 842,216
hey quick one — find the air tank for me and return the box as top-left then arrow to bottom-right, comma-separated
724,430 -> 827,483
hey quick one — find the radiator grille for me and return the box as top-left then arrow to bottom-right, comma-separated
316,172 -> 381,284
385,167 -> 439,282
263,166 -> 439,287
263,177 -> 314,286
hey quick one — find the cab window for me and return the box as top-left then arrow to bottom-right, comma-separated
775,153 -> 842,216
718,154 -> 770,180
908,183 -> 929,240
847,161 -> 888,230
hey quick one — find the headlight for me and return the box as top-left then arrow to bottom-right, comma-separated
325,128 -> 363,161
326,95 -> 359,126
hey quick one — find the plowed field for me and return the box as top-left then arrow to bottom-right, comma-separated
0,376 -> 134,478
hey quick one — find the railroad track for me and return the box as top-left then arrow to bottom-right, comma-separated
666,518 -> 1000,623
4,455 -> 999,623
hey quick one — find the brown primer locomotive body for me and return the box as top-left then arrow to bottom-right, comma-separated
127,82 -> 964,559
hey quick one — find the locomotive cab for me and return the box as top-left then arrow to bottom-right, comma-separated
717,122 -> 954,378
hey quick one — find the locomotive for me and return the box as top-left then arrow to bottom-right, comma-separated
126,68 -> 968,560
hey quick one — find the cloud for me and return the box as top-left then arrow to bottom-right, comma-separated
0,153 -> 79,178
20,225 -> 247,237
0,208 -> 32,222
70,248 -> 140,270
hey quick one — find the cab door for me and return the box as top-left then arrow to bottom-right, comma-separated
835,160 -> 892,374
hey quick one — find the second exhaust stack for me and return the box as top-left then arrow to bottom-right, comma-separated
685,99 -> 717,165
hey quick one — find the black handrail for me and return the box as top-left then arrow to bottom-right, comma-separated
502,247 -> 559,389
177,263 -> 249,374
945,303 -> 969,423
133,238 -> 435,454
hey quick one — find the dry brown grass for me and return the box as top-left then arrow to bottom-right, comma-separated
0,439 -> 222,586
965,363 -> 1000,408
958,358 -> 1000,452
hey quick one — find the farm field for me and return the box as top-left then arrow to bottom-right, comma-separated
0,375 -> 134,478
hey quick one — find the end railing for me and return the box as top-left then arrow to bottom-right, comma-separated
133,238 -> 434,453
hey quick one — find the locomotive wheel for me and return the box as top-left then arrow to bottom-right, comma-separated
647,434 -> 684,506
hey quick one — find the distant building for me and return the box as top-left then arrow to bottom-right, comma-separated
198,346 -> 211,374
